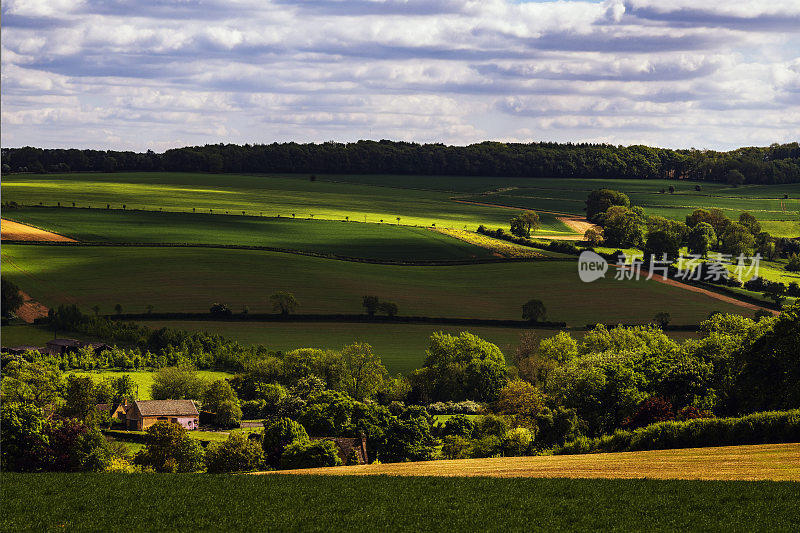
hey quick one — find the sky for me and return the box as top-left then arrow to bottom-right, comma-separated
1,0 -> 799,151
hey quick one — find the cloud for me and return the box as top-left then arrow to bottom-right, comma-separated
1,0 -> 798,150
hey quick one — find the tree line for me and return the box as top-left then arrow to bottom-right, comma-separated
4,140 -> 800,184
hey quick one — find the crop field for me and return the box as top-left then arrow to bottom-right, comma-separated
1,244 -> 747,325
71,370 -> 234,400
277,443 -> 800,482
2,208 -> 497,262
0,172 -> 574,233
3,473 -> 799,532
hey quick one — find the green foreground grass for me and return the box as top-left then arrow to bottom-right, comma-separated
2,474 -> 798,532
1,245 -> 747,326
71,370 -> 234,400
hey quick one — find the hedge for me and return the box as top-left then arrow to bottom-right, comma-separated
554,410 -> 800,455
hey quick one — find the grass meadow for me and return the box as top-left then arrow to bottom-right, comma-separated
1,244 -> 747,325
2,474 -> 799,532
70,370 -> 234,400
3,208 -> 497,261
0,172 -> 572,232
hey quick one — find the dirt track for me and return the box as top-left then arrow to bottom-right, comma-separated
1,219 -> 77,242
263,443 -> 800,481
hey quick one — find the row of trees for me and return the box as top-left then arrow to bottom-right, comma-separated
4,141 -> 800,184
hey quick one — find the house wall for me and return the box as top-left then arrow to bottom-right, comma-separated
138,415 -> 198,430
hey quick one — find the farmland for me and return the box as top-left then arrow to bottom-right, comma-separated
71,370 -> 234,400
1,244 -> 747,325
3,473 -> 799,532
0,172 -> 574,233
273,443 -> 800,481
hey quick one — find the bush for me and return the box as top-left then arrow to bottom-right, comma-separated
441,435 -> 472,459
621,397 -> 675,429
262,418 -> 309,466
470,435 -> 502,458
205,433 -> 264,473
556,410 -> 800,455
502,427 -> 533,456
279,440 -> 342,470
473,414 -> 509,439
440,415 -> 474,438
134,421 -> 204,473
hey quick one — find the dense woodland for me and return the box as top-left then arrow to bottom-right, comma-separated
3,141 -> 800,184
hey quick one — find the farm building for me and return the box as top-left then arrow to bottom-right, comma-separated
125,400 -> 199,431
94,400 -> 129,421
2,339 -> 111,357
313,436 -> 368,465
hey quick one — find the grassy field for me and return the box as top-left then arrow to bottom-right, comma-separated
2,244 -> 747,325
3,473 -> 799,532
3,208 -> 498,261
71,370 -> 234,400
0,172 -> 573,233
0,324 -> 63,346
278,443 -> 800,482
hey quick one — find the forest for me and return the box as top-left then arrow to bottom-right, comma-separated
3,141 -> 800,184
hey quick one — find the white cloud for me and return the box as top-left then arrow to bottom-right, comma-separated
1,0 -> 798,150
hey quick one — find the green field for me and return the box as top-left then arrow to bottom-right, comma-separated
3,208 -> 498,261
71,370 -> 234,400
3,474 -> 798,532
1,244 -> 747,326
0,172 -> 572,233
0,324 -> 63,347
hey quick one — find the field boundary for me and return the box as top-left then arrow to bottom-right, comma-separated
2,240 -> 575,265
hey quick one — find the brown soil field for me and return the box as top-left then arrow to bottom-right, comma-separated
263,443 -> 800,481
1,219 -> 77,242
15,291 -> 50,323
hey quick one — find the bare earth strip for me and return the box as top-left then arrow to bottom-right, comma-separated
14,291 -> 50,323
644,271 -> 778,315
263,443 -> 800,481
1,219 -> 77,242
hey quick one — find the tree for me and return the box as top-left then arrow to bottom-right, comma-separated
209,302 -> 232,317
601,206 -> 645,248
202,379 -> 242,428
262,418 -> 309,466
654,312 -> 671,328
340,342 -> 388,400
1,278 -> 24,318
362,295 -> 380,318
726,169 -> 745,186
205,432 -> 264,473
62,375 -> 97,420
1,359 -> 64,409
377,301 -> 398,317
510,211 -> 540,238
738,212 -> 761,235
585,189 -> 631,223
584,227 -> 604,246
440,414 -> 474,438
91,305 -> 101,316
644,230 -> 680,262
492,380 -> 546,424
114,303 -> 123,316
279,440 -> 342,470
150,366 -> 207,400
270,292 -> 298,316
134,421 -> 204,473
502,427 -> 533,456
521,299 -> 546,323
720,223 -> 756,257
786,254 -> 800,272
687,222 -> 716,257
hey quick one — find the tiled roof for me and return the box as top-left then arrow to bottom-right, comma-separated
132,400 -> 199,417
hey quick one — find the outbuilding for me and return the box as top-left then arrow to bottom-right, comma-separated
125,400 -> 199,431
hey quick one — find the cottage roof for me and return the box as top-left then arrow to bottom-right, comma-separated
47,338 -> 81,347
132,400 -> 199,417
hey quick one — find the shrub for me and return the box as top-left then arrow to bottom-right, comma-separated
470,435 -> 502,458
205,433 -> 264,473
502,427 -> 533,456
473,414 -> 509,439
440,415 -> 474,438
134,421 -> 204,473
262,418 -> 308,466
441,435 -> 472,459
621,397 -> 675,430
556,410 -> 800,455
279,440 -> 342,470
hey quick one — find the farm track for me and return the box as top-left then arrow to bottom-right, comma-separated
265,442 -> 800,481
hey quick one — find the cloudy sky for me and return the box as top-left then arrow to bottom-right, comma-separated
2,0 -> 799,151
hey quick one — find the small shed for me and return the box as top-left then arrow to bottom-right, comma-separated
46,338 -> 82,355
126,400 -> 199,431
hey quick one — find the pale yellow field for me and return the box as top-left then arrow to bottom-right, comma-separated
265,443 -> 800,481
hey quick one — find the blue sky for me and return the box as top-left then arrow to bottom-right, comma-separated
1,0 -> 798,151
